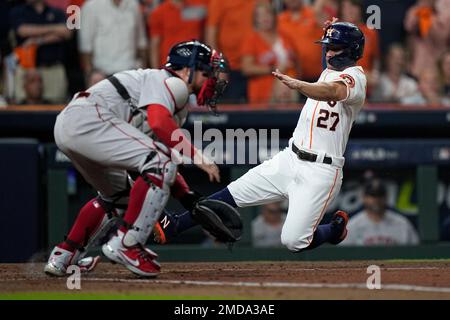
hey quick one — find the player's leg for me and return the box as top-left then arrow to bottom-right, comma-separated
46,106 -> 165,276
45,154 -> 131,276
102,146 -> 177,277
281,163 -> 345,252
153,149 -> 292,243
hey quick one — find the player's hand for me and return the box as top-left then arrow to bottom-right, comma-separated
272,69 -> 300,90
323,17 -> 338,30
197,162 -> 221,183
193,149 -> 220,183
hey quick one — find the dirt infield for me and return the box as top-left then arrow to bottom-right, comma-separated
1,260 -> 450,299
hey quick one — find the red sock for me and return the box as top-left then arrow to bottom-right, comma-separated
120,175 -> 162,233
59,198 -> 106,252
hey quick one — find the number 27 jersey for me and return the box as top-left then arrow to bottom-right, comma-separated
292,66 -> 367,158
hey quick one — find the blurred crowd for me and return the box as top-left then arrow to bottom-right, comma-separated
1,0 -> 450,107
251,178 -> 423,248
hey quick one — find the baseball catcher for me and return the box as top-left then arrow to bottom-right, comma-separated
44,40 -> 234,278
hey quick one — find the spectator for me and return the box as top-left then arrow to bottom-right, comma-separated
79,0 -> 148,79
314,0 -> 338,21
19,68 -> 51,105
404,0 -> 450,79
206,0 -> 268,103
371,44 -> 418,103
401,67 -> 450,106
10,0 -> 72,103
441,215 -> 450,241
70,0 -> 87,7
0,96 -> 7,108
341,179 -> 419,246
148,0 -> 208,69
438,50 -> 450,97
45,0 -> 70,11
86,70 -> 107,88
340,0 -> 381,91
241,2 -> 296,104
0,1 -> 11,59
252,202 -> 286,247
277,0 -> 324,83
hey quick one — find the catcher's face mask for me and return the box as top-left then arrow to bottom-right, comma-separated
196,50 -> 229,114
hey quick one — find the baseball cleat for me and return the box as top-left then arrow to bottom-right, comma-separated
329,210 -> 349,245
44,246 -> 100,277
152,210 -> 178,244
102,231 -> 161,277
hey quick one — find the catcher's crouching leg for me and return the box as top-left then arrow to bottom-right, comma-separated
102,161 -> 177,277
45,194 -> 127,277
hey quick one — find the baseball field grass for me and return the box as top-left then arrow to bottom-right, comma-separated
1,260 -> 450,299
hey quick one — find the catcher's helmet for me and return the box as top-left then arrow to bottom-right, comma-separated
165,40 -> 226,79
165,40 -> 229,111
316,22 -> 365,70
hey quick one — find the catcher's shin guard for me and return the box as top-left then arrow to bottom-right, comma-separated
122,162 -> 177,247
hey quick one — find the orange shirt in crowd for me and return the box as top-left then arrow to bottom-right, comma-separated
70,0 -> 85,8
278,6 -> 323,81
241,32 -> 292,104
149,0 -> 208,66
207,0 -> 263,70
357,24 -> 380,73
45,0 -> 70,11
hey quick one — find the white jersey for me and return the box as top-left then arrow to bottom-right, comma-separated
292,66 -> 367,158
341,209 -> 420,246
84,69 -> 189,135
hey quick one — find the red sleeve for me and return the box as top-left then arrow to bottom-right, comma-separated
147,104 -> 196,158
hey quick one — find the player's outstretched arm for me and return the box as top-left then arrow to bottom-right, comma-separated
147,105 -> 220,183
272,69 -> 347,102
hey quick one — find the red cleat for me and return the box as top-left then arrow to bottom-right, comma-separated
102,231 -> 161,277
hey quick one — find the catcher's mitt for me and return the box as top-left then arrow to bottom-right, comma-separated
191,199 -> 243,243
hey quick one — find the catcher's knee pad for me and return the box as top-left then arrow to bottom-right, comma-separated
96,191 -> 129,218
141,155 -> 178,190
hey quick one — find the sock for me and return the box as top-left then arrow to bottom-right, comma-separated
208,188 -> 237,207
173,187 -> 237,234
59,198 -> 106,252
303,223 -> 342,251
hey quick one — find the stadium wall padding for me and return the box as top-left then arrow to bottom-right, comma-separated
0,139 -> 43,263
